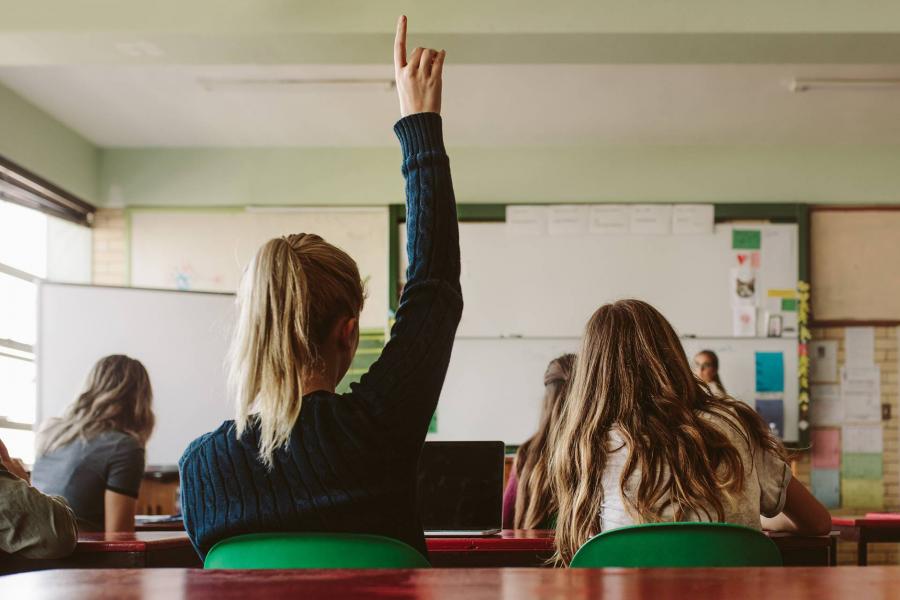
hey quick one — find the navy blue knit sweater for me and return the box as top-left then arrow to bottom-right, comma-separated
178,113 -> 461,560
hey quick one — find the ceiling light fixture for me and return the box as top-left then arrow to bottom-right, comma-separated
790,78 -> 900,92
198,77 -> 396,93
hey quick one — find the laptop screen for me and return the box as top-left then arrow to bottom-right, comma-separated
416,441 -> 505,531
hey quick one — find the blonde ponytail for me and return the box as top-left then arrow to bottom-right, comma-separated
230,233 -> 365,468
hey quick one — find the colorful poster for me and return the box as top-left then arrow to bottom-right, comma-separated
841,453 -> 883,480
843,479 -> 884,509
811,469 -> 840,508
755,399 -> 784,437
755,352 -> 785,392
811,428 -> 840,469
730,265 -> 757,307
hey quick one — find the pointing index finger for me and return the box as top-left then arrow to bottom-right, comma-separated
394,15 -> 407,70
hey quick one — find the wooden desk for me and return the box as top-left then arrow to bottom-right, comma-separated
0,531 -> 200,574
426,529 -> 834,568
833,516 -> 900,566
1,567 -> 896,600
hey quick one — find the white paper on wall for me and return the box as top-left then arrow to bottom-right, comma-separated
629,205 -> 672,235
732,305 -> 757,337
588,205 -> 630,235
809,383 -> 843,426
841,365 -> 882,423
843,423 -> 884,454
809,340 -> 839,383
845,327 -> 876,368
506,206 -> 547,236
672,204 -> 714,234
547,205 -> 589,236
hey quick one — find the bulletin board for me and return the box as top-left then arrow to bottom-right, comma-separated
394,203 -> 809,446
811,208 -> 900,324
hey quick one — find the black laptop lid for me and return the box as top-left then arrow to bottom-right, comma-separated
416,441 -> 505,531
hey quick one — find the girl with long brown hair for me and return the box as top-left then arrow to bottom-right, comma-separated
32,354 -> 155,532
551,299 -> 830,565
502,354 -> 575,529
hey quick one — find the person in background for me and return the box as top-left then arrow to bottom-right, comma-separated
31,355 -> 155,533
0,438 -> 78,559
693,349 -> 727,398
179,16 -> 461,560
551,300 -> 831,565
502,354 -> 575,530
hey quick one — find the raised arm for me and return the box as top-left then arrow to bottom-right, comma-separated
347,16 -> 461,440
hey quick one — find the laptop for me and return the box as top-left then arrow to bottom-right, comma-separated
417,441 -> 505,537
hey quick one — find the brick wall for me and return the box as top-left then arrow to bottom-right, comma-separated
91,208 -> 128,285
802,325 -> 900,565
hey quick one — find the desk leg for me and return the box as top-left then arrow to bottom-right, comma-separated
830,536 -> 837,567
858,537 -> 868,566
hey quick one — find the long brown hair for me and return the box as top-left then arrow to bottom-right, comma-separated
230,233 -> 365,468
39,355 -> 155,455
514,353 -> 576,529
551,299 -> 785,565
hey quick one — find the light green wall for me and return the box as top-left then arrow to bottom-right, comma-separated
0,83 -> 98,202
100,145 -> 900,207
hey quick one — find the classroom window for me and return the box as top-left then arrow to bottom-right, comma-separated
0,198 -> 91,462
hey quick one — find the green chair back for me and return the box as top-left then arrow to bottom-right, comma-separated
204,532 -> 430,569
570,522 -> 782,568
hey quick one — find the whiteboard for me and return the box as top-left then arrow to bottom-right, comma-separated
38,283 -> 235,467
431,336 -> 799,445
401,222 -> 798,338
131,207 -> 389,329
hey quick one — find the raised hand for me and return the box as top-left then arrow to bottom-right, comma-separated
393,15 -> 445,117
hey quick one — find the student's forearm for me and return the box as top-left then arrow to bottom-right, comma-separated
761,513 -> 798,533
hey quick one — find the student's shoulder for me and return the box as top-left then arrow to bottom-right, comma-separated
179,420 -> 238,466
96,429 -> 143,454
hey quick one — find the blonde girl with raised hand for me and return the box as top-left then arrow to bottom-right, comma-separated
32,355 -> 155,532
179,16 -> 461,560
551,300 -> 831,565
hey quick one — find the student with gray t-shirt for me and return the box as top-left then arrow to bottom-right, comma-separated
31,355 -> 155,532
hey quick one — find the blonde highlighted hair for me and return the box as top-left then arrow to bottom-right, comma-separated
551,299 -> 785,565
230,233 -> 365,468
513,353 -> 575,530
39,354 -> 155,455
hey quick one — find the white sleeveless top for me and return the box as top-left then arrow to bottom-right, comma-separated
599,411 -> 791,532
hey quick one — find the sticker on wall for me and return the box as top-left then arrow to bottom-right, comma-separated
811,469 -> 840,508
732,229 -> 761,250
